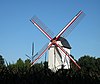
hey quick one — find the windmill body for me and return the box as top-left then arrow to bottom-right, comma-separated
48,37 -> 71,72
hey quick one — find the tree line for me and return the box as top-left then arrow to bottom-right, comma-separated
0,55 -> 100,84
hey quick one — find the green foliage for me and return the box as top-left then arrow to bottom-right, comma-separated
24,59 -> 31,70
33,62 -> 44,71
78,55 -> 100,80
16,58 -> 24,68
0,55 -> 100,84
0,55 -> 5,68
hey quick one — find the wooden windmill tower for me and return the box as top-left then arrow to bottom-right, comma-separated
30,10 -> 85,72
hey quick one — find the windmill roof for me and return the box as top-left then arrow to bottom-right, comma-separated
57,37 -> 71,49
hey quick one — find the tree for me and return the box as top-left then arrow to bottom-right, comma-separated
95,58 -> 100,80
0,55 -> 5,68
78,55 -> 99,80
33,62 -> 44,72
24,59 -> 31,71
15,58 -> 25,72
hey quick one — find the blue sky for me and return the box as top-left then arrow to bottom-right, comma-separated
0,0 -> 100,63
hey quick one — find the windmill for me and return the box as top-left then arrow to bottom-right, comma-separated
25,42 -> 37,62
30,10 -> 85,72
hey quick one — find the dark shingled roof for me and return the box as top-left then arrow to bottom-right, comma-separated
57,37 -> 71,49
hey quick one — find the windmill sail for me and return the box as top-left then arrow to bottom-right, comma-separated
31,43 -> 52,65
56,10 -> 85,40
31,16 -> 54,40
61,11 -> 85,38
32,42 -> 34,56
